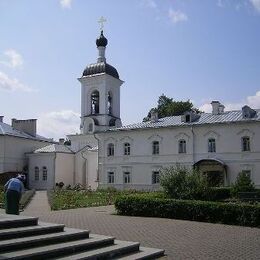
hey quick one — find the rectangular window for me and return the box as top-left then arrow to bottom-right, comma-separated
42,167 -> 47,181
178,140 -> 186,153
108,172 -> 115,184
107,143 -> 115,156
242,137 -> 250,152
208,138 -> 216,153
34,167 -> 39,181
123,172 -> 131,184
152,141 -> 159,155
124,143 -> 131,155
152,171 -> 160,184
241,170 -> 251,178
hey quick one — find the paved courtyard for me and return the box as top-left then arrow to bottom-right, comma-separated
4,191 -> 259,259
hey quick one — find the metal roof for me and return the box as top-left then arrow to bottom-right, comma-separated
108,109 -> 260,132
33,144 -> 74,154
0,122 -> 52,142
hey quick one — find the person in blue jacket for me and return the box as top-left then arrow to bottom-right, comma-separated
4,175 -> 25,215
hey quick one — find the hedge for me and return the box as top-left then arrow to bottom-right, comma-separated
115,195 -> 260,227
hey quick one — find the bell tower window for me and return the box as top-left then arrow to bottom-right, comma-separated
91,90 -> 100,114
108,91 -> 112,115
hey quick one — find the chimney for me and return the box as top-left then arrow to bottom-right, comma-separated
211,101 -> 220,115
150,110 -> 158,123
218,104 -> 225,113
59,138 -> 65,145
0,116 -> 3,123
12,119 -> 37,137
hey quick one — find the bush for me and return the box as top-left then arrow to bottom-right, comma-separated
231,172 -> 255,197
115,195 -> 260,227
205,187 -> 231,201
160,166 -> 209,200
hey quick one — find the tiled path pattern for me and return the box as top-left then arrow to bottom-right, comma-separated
18,191 -> 260,259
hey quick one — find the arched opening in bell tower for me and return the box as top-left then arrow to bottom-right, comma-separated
91,90 -> 100,114
108,91 -> 112,115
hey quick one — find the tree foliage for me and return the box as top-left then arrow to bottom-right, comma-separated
159,166 -> 209,200
143,94 -> 201,122
231,172 -> 255,197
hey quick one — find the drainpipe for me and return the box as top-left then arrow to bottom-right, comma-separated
53,153 -> 56,190
191,126 -> 195,167
94,133 -> 100,188
81,150 -> 88,188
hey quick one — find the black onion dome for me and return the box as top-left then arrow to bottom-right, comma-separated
82,62 -> 119,79
96,30 -> 108,47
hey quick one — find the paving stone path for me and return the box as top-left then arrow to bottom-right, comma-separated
20,191 -> 260,259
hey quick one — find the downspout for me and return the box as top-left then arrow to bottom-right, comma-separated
191,126 -> 195,167
53,153 -> 56,190
81,150 -> 88,188
94,133 -> 100,187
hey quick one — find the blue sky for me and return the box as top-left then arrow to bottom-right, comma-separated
0,0 -> 260,140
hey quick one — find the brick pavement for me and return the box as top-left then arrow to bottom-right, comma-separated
19,191 -> 260,259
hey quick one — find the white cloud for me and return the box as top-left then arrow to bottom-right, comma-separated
38,110 -> 80,140
0,49 -> 23,68
249,0 -> 260,12
217,0 -> 224,8
60,0 -> 73,9
0,71 -> 33,92
168,9 -> 188,24
199,91 -> 260,113
142,0 -> 157,9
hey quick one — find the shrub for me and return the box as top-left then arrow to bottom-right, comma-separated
205,187 -> 231,201
231,172 -> 255,197
115,195 -> 260,227
160,166 -> 209,200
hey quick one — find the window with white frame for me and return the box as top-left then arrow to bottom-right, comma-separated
108,172 -> 115,184
242,136 -> 250,152
123,172 -> 131,184
34,167 -> 39,181
178,139 -> 186,153
208,138 -> 216,153
152,171 -> 160,184
107,143 -> 115,156
241,170 -> 251,178
152,141 -> 159,155
42,166 -> 47,181
124,143 -> 131,155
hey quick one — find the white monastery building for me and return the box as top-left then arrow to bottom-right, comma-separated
1,30 -> 260,190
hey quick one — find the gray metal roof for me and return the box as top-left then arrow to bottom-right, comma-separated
0,122 -> 52,142
108,109 -> 260,132
34,144 -> 74,154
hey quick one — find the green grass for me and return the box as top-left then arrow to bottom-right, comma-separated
48,189 -> 163,211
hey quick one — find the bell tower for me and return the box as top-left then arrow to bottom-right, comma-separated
78,28 -> 124,134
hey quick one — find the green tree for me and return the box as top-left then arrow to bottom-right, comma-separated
159,166 -> 209,200
143,94 -> 201,122
231,172 -> 255,197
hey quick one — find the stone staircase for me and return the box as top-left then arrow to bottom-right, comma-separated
0,214 -> 165,259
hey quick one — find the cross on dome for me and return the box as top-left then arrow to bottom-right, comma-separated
98,16 -> 106,31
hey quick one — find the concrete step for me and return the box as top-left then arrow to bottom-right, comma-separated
0,227 -> 90,252
0,214 -> 165,259
53,240 -> 140,259
0,234 -> 115,260
0,222 -> 65,240
117,246 -> 165,259
0,214 -> 38,229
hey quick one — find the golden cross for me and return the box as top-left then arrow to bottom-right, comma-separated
98,16 -> 107,31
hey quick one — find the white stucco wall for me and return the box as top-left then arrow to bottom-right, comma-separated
97,121 -> 260,190
0,135 -> 52,174
28,153 -> 55,190
55,153 -> 74,186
